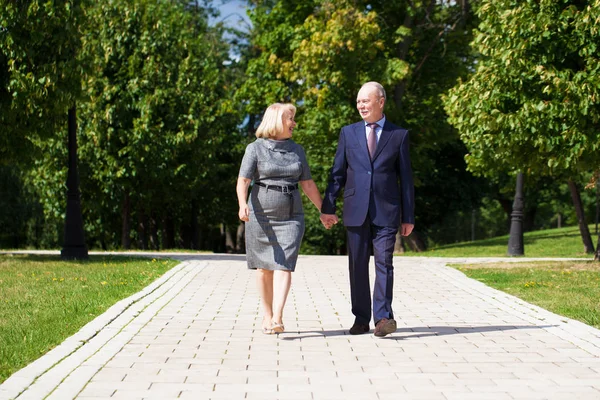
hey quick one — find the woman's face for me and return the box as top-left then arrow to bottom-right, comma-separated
279,111 -> 296,139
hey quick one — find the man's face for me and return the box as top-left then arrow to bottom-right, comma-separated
356,86 -> 385,123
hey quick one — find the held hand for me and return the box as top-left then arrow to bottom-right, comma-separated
320,213 -> 339,230
238,204 -> 249,222
320,214 -> 331,229
401,223 -> 414,237
330,214 -> 339,226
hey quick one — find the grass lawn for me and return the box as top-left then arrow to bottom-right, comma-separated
402,225 -> 599,258
454,261 -> 600,329
0,254 -> 179,384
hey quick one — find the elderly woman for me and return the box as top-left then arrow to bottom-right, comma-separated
236,103 -> 323,334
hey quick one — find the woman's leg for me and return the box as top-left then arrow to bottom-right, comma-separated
272,270 -> 292,326
256,268 -> 274,329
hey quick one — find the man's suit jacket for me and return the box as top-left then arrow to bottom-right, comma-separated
322,120 -> 415,227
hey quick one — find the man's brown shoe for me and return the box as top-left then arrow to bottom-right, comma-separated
374,318 -> 397,337
349,323 -> 370,335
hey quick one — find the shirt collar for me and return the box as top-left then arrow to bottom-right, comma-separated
364,115 -> 386,129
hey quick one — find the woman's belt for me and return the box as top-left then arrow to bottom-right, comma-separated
255,182 -> 298,193
254,182 -> 298,218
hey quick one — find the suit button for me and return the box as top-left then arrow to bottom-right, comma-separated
367,171 -> 372,175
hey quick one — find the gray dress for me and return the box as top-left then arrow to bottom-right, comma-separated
238,138 -> 312,271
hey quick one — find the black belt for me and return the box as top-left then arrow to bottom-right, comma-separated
255,182 -> 298,193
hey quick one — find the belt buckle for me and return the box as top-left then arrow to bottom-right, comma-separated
282,185 -> 289,193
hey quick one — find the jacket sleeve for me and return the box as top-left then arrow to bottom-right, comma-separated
397,130 -> 415,224
321,128 -> 347,214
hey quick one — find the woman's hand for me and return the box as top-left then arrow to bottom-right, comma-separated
236,177 -> 252,222
238,204 -> 250,222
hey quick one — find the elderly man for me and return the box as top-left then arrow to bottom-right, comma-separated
321,81 -> 415,337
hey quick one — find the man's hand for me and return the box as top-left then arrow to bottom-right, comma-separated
401,223 -> 414,237
320,213 -> 339,229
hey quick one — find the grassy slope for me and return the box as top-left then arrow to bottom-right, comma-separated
401,225 -> 598,257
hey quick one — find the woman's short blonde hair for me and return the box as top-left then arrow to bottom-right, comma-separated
255,103 -> 296,138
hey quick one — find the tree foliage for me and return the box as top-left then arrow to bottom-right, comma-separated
23,0 -> 242,250
0,0 -> 86,165
445,0 -> 600,177
238,0 -> 480,252
444,0 -> 600,256
8,1 -> 595,252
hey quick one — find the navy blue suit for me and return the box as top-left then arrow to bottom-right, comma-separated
322,120 -> 414,325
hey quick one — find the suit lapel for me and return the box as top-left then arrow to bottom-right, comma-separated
372,121 -> 393,161
354,123 -> 370,161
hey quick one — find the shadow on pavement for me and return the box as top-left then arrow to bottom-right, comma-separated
280,324 -> 557,340
385,324 -> 558,340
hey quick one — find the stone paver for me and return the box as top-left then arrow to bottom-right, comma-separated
1,253 -> 600,400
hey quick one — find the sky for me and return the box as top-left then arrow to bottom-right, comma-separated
212,0 -> 252,31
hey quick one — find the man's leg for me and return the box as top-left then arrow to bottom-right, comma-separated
346,218 -> 372,327
372,225 -> 398,336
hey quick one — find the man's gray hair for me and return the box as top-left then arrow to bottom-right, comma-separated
361,81 -> 386,101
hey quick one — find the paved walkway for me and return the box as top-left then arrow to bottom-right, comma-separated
1,254 -> 600,400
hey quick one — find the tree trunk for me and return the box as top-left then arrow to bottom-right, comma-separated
471,209 -> 476,241
216,223 -> 226,253
523,205 -> 536,232
121,192 -> 131,249
394,231 -> 405,254
596,178 -> 600,234
191,199 -> 199,249
595,232 -> 600,261
460,0 -> 471,20
236,222 -> 245,253
137,208 -> 148,250
567,179 -> 595,254
149,213 -> 159,250
497,197 -> 512,230
248,114 -> 257,138
162,212 -> 174,249
224,224 -> 235,253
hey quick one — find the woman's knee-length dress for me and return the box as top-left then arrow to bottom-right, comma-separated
238,138 -> 312,271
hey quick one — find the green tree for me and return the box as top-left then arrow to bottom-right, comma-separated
80,0 -> 240,250
1,0 -> 90,256
26,0 -> 241,250
0,0 -> 86,165
444,0 -> 600,257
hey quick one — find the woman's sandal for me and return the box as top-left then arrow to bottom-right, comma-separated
262,326 -> 274,334
271,321 -> 285,334
262,318 -> 274,335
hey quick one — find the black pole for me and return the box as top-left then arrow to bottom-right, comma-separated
61,105 -> 88,260
507,172 -> 524,256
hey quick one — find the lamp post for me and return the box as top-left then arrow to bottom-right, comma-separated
507,172 -> 524,256
61,105 -> 88,260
